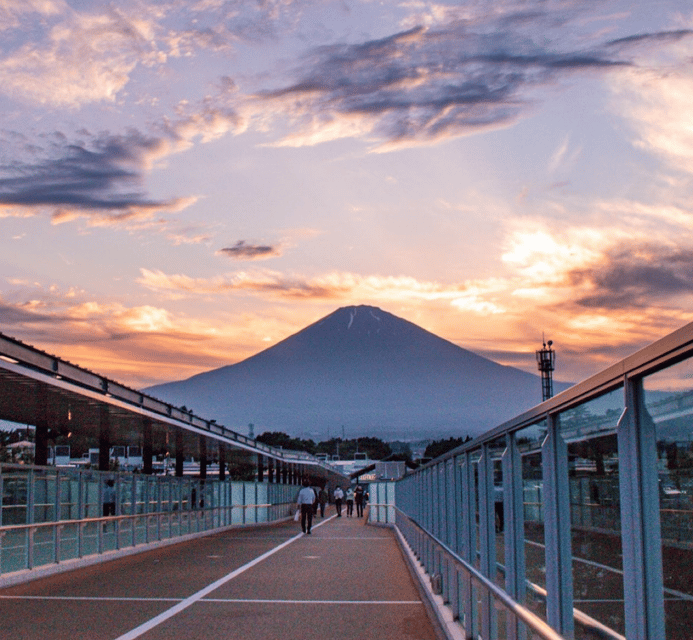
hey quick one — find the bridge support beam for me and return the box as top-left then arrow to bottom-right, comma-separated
175,430 -> 184,477
219,444 -> 226,481
142,419 -> 153,475
199,436 -> 207,480
34,387 -> 49,467
98,406 -> 111,472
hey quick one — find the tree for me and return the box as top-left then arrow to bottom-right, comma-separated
256,431 -> 316,454
424,436 -> 471,460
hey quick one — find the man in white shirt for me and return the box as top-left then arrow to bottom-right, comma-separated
297,478 -> 316,534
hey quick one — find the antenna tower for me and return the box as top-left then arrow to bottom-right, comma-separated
535,335 -> 556,401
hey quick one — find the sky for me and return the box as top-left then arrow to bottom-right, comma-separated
1,0 -> 693,391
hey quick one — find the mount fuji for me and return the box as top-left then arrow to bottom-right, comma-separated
144,305 -> 568,440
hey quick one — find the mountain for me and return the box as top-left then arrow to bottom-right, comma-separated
144,305 -> 569,441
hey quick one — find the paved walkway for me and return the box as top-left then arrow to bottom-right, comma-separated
0,508 -> 441,640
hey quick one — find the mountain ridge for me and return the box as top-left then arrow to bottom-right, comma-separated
145,305 -> 568,440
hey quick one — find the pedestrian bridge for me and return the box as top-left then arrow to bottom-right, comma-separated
2,320 -> 693,639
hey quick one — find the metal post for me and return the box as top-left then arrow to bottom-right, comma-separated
479,445 -> 497,640
34,387 -> 49,467
142,419 -> 153,475
460,452 -> 477,639
219,446 -> 226,481
98,406 -> 111,472
542,413 -> 574,638
175,430 -> 184,477
618,376 -> 666,640
199,436 -> 207,481
503,432 -> 527,640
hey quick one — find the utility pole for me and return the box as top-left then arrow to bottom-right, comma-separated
536,336 -> 556,401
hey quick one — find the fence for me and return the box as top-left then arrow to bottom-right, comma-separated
0,463 -> 297,578
369,319 -> 693,640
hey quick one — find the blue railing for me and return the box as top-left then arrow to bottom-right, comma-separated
0,464 -> 297,582
371,320 -> 693,640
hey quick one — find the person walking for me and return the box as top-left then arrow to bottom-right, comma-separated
354,484 -> 364,518
333,486 -> 344,517
297,478 -> 316,534
318,486 -> 328,517
103,479 -> 116,517
345,486 -> 355,517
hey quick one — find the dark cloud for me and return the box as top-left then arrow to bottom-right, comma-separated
260,16 -> 692,146
568,244 -> 693,309
606,29 -> 693,49
218,241 -> 282,261
0,300 -> 54,325
0,129 -> 184,220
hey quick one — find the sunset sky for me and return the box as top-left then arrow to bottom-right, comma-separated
1,0 -> 693,391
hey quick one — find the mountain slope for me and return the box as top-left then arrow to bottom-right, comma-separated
145,305 -> 567,440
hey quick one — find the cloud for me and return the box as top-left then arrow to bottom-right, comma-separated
0,6 -> 165,107
0,0 -> 313,108
251,13 -> 693,150
611,60 -> 693,174
0,0 -> 65,32
0,286 -> 238,387
136,267 -> 474,302
0,130 -> 196,225
567,243 -> 693,310
218,241 -> 283,261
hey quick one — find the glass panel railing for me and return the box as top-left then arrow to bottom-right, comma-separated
644,360 -> 693,640
559,387 -> 624,639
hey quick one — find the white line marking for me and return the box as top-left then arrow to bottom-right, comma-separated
0,595 -> 423,605
113,543 -> 297,640
202,598 -> 423,605
0,595 -> 181,602
114,515 -> 336,640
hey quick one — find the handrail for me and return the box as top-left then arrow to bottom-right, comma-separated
417,320 -> 693,469
373,501 -> 627,640
393,507 -> 566,640
378,502 -> 626,640
0,502 -> 281,533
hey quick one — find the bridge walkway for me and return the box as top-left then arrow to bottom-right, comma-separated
0,507 -> 442,640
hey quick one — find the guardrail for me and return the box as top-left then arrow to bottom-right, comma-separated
392,506 -> 566,640
0,501 -> 293,578
371,501 -> 626,640
369,319 -> 693,640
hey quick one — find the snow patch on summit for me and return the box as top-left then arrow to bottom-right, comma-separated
347,310 -> 356,329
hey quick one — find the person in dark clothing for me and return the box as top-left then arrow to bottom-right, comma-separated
103,479 -> 116,517
318,487 -> 328,517
354,484 -> 364,517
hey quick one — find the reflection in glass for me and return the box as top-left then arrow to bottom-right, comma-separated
644,359 -> 693,640
516,421 -> 547,622
559,387 -> 624,639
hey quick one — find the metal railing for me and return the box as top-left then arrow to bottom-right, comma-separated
369,319 -> 693,640
394,506 -> 566,640
0,465 -> 299,579
0,501 -> 291,576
